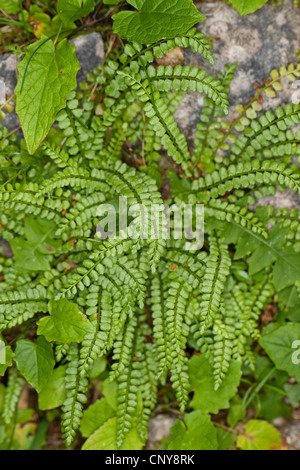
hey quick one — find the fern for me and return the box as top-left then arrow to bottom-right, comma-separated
61,343 -> 88,447
2,369 -> 24,425
1,19 -> 300,451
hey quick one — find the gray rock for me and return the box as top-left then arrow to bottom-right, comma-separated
177,0 -> 300,136
273,418 -> 300,450
70,32 -> 105,83
256,189 -> 300,211
0,53 -> 19,131
146,414 -> 177,450
194,0 -> 299,104
175,0 -> 300,212
0,238 -> 13,258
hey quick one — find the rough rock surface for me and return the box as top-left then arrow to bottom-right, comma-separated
146,414 -> 177,450
70,31 -> 105,83
195,0 -> 299,104
175,0 -> 300,210
0,238 -> 12,258
273,417 -> 300,449
0,53 -> 18,131
177,0 -> 300,134
177,0 -> 300,133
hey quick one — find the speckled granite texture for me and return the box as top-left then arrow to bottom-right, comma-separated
176,0 -> 300,135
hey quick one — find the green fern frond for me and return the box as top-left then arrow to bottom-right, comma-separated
2,369 -> 24,425
61,343 -> 88,447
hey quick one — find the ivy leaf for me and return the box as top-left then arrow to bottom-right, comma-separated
237,420 -> 283,450
10,239 -> 52,272
57,0 -> 95,25
10,217 -> 58,272
15,337 -> 55,392
23,217 -> 59,249
284,383 -> 300,408
15,38 -> 80,154
168,411 -> 218,450
80,398 -> 115,438
229,0 -> 268,15
260,323 -> 300,381
38,365 -> 67,410
113,0 -> 206,44
102,379 -> 118,410
37,299 -> 94,343
0,345 -> 14,377
188,355 -> 241,414
82,417 -> 144,450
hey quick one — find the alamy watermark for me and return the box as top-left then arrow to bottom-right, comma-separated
292,340 -> 300,365
95,197 -> 204,251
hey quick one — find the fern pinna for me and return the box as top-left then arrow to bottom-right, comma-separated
1,27 -> 300,448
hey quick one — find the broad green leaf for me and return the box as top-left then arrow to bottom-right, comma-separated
237,225 -> 285,275
17,408 -> 35,424
227,396 -> 246,428
229,0 -> 268,15
188,355 -> 241,414
27,11 -> 76,40
253,355 -> 291,420
168,170 -> 192,198
279,285 -> 300,309
260,323 -> 300,381
216,428 -> 236,450
57,0 -> 95,25
0,345 -> 14,376
254,354 -> 275,381
80,398 -> 115,438
272,250 -> 300,291
237,420 -> 283,450
82,417 -> 144,450
10,239 -> 51,272
38,299 -> 93,343
168,411 -> 218,450
259,389 -> 291,421
88,357 -> 107,380
113,0 -> 205,43
284,383 -> 300,408
38,365 -> 67,410
10,217 -> 58,272
0,0 -> 20,14
102,379 -> 117,410
103,0 -> 122,3
221,222 -> 300,289
15,337 -> 54,392
15,38 -> 80,154
24,217 -> 59,249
